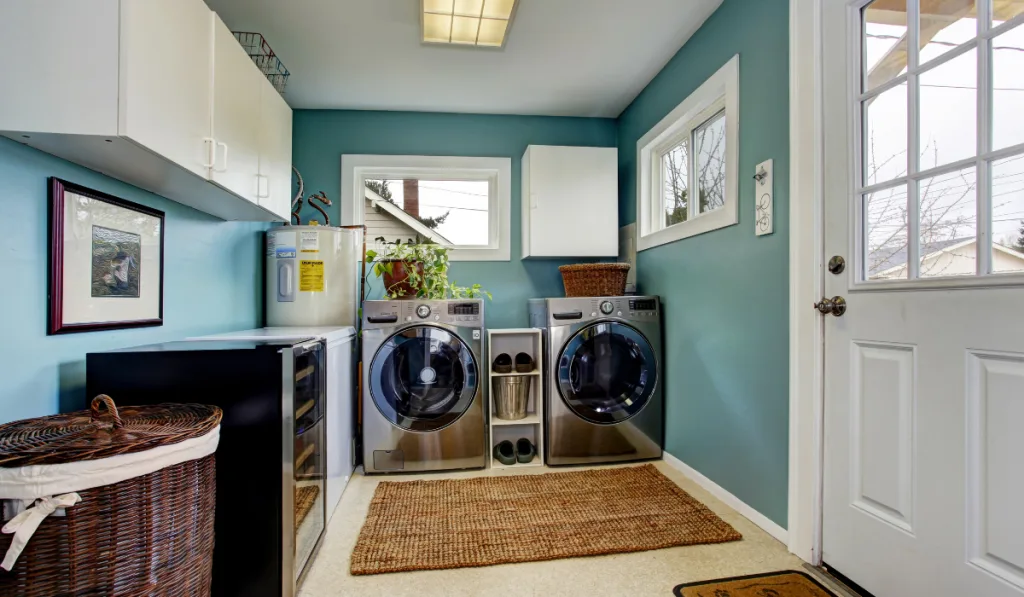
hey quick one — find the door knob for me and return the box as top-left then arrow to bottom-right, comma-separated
814,296 -> 846,317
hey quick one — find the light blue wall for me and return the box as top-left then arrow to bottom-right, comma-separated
292,110 -> 618,329
0,138 -> 267,423
617,0 -> 790,526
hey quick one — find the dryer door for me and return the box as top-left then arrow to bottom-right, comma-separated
369,325 -> 479,432
556,321 -> 658,425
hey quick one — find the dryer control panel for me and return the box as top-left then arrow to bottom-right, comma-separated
536,296 -> 660,325
363,299 -> 484,328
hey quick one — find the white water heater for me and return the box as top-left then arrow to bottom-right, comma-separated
266,226 -> 362,327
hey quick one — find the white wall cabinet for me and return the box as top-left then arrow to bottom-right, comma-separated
521,145 -> 618,258
0,0 -> 292,223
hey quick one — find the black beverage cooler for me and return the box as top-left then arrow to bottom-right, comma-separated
87,339 -> 326,597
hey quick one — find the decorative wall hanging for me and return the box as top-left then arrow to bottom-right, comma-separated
48,178 -> 164,334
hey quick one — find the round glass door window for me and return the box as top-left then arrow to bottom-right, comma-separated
556,322 -> 657,425
369,325 -> 479,432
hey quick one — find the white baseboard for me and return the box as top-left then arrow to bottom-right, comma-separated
662,452 -> 789,545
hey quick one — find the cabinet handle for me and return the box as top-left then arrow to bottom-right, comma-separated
202,137 -> 216,169
257,175 -> 269,198
214,141 -> 229,173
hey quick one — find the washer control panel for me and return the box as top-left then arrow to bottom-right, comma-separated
363,299 -> 483,327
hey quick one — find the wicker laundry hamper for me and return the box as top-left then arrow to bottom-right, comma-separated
0,395 -> 221,597
558,263 -> 631,297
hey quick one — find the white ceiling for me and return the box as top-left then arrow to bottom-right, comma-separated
204,0 -> 723,118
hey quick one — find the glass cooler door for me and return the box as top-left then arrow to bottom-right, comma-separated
292,341 -> 325,583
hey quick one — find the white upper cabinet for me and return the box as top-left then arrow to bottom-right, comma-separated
521,145 -> 618,258
211,16 -> 264,204
119,0 -> 213,179
258,79 -> 295,221
0,0 -> 292,222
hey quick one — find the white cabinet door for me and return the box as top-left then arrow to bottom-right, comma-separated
523,145 -> 618,257
211,16 -> 261,203
119,0 -> 213,179
258,79 -> 293,221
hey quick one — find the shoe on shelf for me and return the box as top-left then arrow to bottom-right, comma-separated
494,440 -> 516,465
515,438 -> 536,464
493,353 -> 513,374
514,352 -> 535,373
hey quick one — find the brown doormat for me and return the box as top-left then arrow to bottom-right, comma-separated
674,571 -> 838,597
350,464 -> 741,575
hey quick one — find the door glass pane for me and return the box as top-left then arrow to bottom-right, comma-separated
991,155 -> 1024,273
865,83 -> 909,186
695,111 -> 727,214
378,329 -> 468,420
993,1 -> 1024,27
864,0 -> 909,92
919,166 -> 977,277
865,185 -> 910,280
918,0 -> 978,65
662,141 -> 689,227
364,179 -> 489,246
919,48 -> 977,171
992,24 -> 1024,151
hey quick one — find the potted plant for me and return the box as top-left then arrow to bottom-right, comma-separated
365,237 -> 492,300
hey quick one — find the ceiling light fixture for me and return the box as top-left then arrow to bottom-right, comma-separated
421,0 -> 519,48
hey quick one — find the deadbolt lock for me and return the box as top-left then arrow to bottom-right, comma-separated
814,296 -> 847,317
828,256 -> 845,275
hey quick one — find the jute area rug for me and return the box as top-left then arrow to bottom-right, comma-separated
350,464 -> 741,575
673,571 -> 838,596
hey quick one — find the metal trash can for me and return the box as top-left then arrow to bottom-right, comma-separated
493,376 -> 529,420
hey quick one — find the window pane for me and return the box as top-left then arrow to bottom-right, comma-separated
662,141 -> 689,227
695,112 -> 727,214
918,0 -> 977,65
993,1 -> 1024,27
993,24 -> 1024,151
865,185 -> 910,280
864,83 -> 908,186
919,48 -> 977,171
863,0 -> 908,92
364,179 -> 489,246
919,166 -> 977,277
991,155 -> 1024,273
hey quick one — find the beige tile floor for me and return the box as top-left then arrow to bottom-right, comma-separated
298,460 -> 806,597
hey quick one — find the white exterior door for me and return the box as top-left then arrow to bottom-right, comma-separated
821,1 -> 1024,596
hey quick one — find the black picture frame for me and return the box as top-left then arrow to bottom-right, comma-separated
48,177 -> 165,335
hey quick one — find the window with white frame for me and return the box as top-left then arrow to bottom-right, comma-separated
340,155 -> 511,261
858,1 -> 1024,282
636,55 -> 739,251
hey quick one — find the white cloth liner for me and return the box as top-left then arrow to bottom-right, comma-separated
0,426 -> 219,571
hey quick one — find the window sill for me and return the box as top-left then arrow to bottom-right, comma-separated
637,208 -> 738,252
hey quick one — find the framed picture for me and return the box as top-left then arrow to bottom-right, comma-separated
48,178 -> 165,334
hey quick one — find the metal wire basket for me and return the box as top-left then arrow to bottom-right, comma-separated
233,31 -> 290,94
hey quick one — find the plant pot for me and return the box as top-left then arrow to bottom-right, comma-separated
382,260 -> 424,299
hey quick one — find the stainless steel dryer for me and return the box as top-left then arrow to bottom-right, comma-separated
530,296 -> 663,466
362,299 -> 487,473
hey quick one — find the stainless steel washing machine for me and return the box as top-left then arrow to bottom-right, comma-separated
362,299 -> 487,473
530,296 -> 663,466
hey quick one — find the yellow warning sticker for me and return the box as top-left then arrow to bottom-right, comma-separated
299,260 -> 324,292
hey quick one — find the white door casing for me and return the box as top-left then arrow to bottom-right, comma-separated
821,1 -> 1024,596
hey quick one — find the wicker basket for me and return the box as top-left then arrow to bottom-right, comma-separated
0,395 -> 221,597
558,263 -> 631,297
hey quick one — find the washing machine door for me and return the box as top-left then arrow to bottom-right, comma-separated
369,325 -> 479,432
556,321 -> 658,425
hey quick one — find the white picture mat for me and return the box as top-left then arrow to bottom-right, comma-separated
61,192 -> 161,325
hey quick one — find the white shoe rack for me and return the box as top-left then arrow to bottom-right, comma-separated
487,328 -> 544,469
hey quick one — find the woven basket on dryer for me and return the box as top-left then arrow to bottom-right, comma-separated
0,395 -> 222,597
558,263 -> 631,297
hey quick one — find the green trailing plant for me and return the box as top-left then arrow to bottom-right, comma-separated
366,237 -> 492,300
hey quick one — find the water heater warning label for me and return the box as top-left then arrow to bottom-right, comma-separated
300,231 -> 319,253
299,260 -> 324,292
